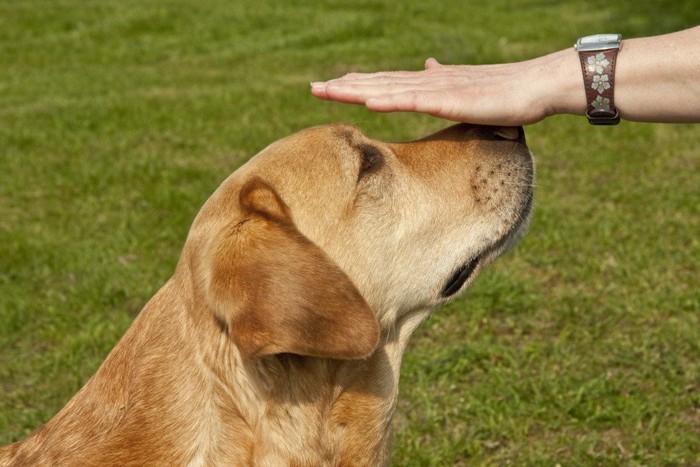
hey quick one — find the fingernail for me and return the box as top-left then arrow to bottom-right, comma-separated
310,81 -> 325,89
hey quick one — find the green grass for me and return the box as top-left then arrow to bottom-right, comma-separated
1,0 -> 698,464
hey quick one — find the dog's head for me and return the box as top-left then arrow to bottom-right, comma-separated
187,124 -> 533,361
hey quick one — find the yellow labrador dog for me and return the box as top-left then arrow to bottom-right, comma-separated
1,123 -> 533,466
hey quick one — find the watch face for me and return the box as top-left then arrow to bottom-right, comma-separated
576,34 -> 622,51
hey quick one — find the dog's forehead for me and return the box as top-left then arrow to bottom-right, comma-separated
240,125 -> 361,211
255,124 -> 360,165
241,125 -> 364,194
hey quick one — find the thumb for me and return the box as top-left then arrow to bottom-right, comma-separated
424,57 -> 442,69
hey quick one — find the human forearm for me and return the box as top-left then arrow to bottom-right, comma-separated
614,26 -> 700,123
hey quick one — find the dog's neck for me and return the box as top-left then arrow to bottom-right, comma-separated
191,301 -> 431,466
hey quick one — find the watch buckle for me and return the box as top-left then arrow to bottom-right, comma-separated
586,109 -> 621,126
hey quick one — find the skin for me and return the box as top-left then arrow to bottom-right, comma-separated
311,26 -> 700,125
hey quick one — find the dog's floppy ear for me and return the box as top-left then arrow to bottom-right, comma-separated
205,177 -> 380,360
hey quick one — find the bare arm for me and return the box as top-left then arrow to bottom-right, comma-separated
310,27 -> 700,125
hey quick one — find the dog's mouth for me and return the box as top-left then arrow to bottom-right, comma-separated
441,255 -> 481,298
440,186 -> 534,299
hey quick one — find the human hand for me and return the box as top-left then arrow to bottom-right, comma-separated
311,52 -> 586,126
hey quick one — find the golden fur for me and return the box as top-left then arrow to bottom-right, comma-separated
1,123 -> 533,466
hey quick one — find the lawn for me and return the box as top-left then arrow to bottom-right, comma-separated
1,0 -> 698,464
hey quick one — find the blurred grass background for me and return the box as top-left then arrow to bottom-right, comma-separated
0,0 -> 698,464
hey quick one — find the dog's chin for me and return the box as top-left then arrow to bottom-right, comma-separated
440,191 -> 534,300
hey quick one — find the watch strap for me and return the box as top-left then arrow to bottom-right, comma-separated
578,48 -> 620,125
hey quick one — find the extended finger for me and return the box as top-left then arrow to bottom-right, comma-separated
311,74 -> 427,101
317,79 -> 458,105
365,89 -> 454,117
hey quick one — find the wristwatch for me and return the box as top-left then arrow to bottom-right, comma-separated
575,34 -> 622,125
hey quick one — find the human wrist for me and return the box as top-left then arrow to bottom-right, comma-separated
540,48 -> 588,118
